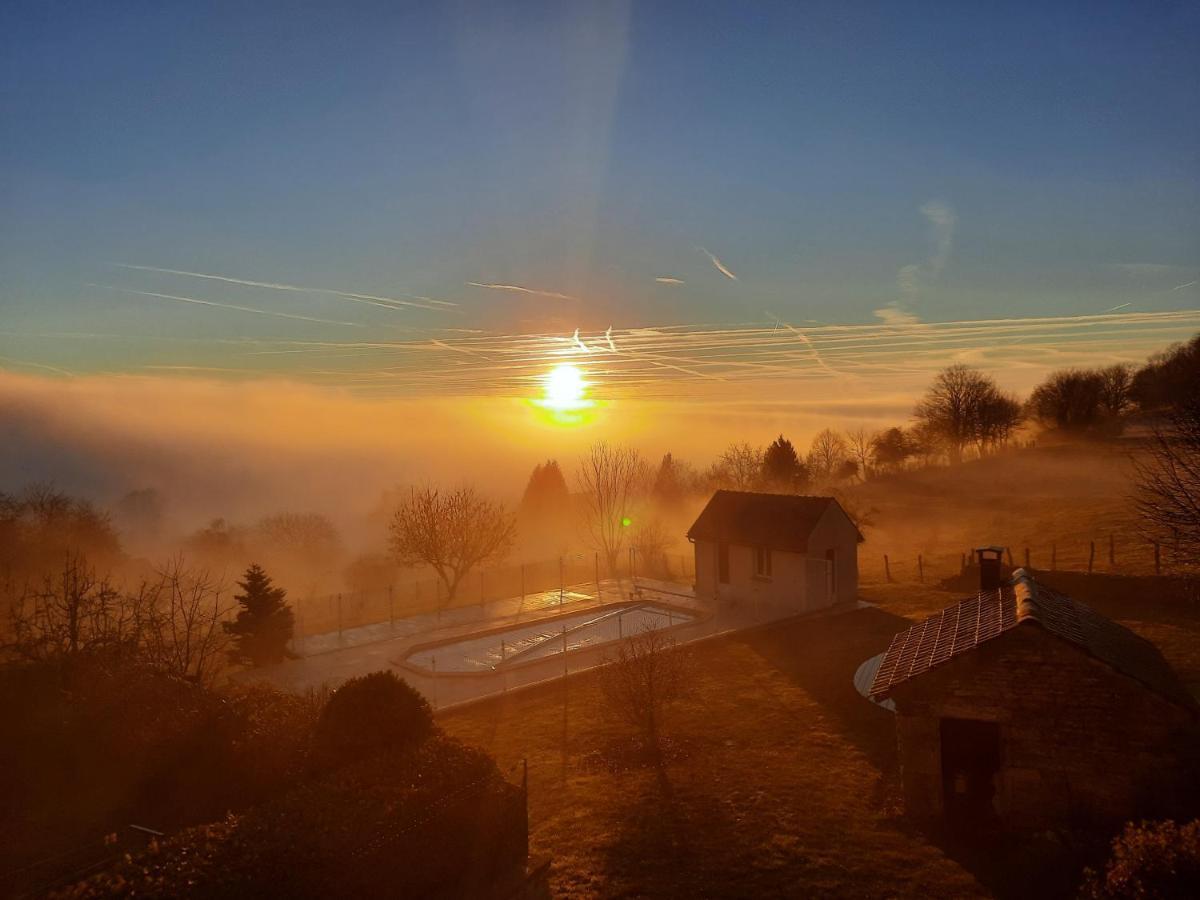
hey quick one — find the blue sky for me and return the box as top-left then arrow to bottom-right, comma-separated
1,0 -> 1198,380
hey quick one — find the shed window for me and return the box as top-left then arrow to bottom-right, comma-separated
754,546 -> 772,578
718,542 -> 730,584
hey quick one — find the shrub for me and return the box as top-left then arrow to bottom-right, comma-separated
1080,819 -> 1200,899
311,671 -> 433,769
57,736 -> 527,900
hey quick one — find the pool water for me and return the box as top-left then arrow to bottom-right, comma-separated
406,603 -> 694,673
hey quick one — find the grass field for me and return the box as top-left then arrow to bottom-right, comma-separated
441,574 -> 1200,899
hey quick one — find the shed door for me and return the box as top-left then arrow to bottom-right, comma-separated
940,718 -> 1001,823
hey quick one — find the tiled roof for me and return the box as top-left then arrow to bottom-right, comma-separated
686,491 -> 860,552
868,570 -> 1195,709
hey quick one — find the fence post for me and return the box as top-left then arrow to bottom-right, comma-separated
918,554 -> 924,583
1005,547 -> 1014,567
1154,541 -> 1161,575
1109,534 -> 1115,567
520,564 -> 526,603
388,584 -> 394,630
431,656 -> 437,709
1088,541 -> 1095,575
595,552 -> 600,598
884,554 -> 892,583
559,556 -> 564,606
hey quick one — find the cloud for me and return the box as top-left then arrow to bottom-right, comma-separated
466,282 -> 579,302
114,264 -> 456,312
873,303 -> 922,326
919,200 -> 957,275
698,248 -> 738,281
94,286 -> 369,328
896,264 -> 921,298
654,277 -> 685,285
893,199 -> 956,307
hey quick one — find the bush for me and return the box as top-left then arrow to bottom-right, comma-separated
1080,819 -> 1200,899
57,736 -> 527,900
311,671 -> 433,769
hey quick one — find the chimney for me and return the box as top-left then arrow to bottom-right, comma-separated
975,546 -> 1004,592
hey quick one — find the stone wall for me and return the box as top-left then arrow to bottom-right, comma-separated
890,625 -> 1197,828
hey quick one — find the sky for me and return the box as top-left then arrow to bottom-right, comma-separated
1,1 -> 1199,515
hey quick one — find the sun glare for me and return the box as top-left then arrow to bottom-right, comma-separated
543,363 -> 587,410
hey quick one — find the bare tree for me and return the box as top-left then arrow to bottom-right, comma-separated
1135,400 -> 1200,570
870,427 -> 914,473
254,512 -> 344,570
1099,364 -> 1135,417
808,428 -> 849,479
975,391 -> 1023,454
708,442 -> 763,491
846,427 -> 874,482
915,365 -> 1011,462
6,553 -> 142,663
142,555 -> 231,685
631,519 -> 672,579
1028,369 -> 1105,432
576,443 -> 648,572
388,486 -> 516,602
599,626 -> 693,763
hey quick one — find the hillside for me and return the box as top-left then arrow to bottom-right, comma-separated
845,440 -> 1155,582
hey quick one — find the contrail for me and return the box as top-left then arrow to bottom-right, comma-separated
113,264 -> 455,312
467,282 -> 579,302
572,328 -> 591,353
1103,303 -> 1132,313
654,276 -> 684,285
1172,280 -> 1197,291
0,355 -> 74,377
605,326 -> 616,352
95,286 -> 367,328
698,247 -> 737,281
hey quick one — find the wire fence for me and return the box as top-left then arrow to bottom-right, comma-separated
289,550 -> 697,648
861,533 -> 1194,585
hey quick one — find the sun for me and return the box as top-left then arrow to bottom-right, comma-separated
543,363 -> 587,410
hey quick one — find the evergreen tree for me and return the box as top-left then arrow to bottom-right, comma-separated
762,435 -> 808,492
651,452 -> 695,509
516,460 -> 572,553
223,563 -> 294,667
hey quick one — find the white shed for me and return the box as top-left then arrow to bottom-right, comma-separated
687,491 -> 861,614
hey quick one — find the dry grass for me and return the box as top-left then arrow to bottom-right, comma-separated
442,588 -> 981,898
441,570 -> 1200,899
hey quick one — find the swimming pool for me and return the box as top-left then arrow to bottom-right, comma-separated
404,602 -> 695,674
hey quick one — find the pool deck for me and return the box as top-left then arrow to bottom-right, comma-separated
243,577 -> 701,695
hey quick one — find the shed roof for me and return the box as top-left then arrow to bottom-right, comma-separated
868,570 -> 1195,709
686,490 -> 862,553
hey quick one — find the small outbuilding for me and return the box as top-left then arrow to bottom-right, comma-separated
686,490 -> 861,614
868,564 -> 1198,828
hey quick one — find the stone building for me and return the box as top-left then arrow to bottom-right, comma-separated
868,563 -> 1197,828
687,491 -> 861,614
